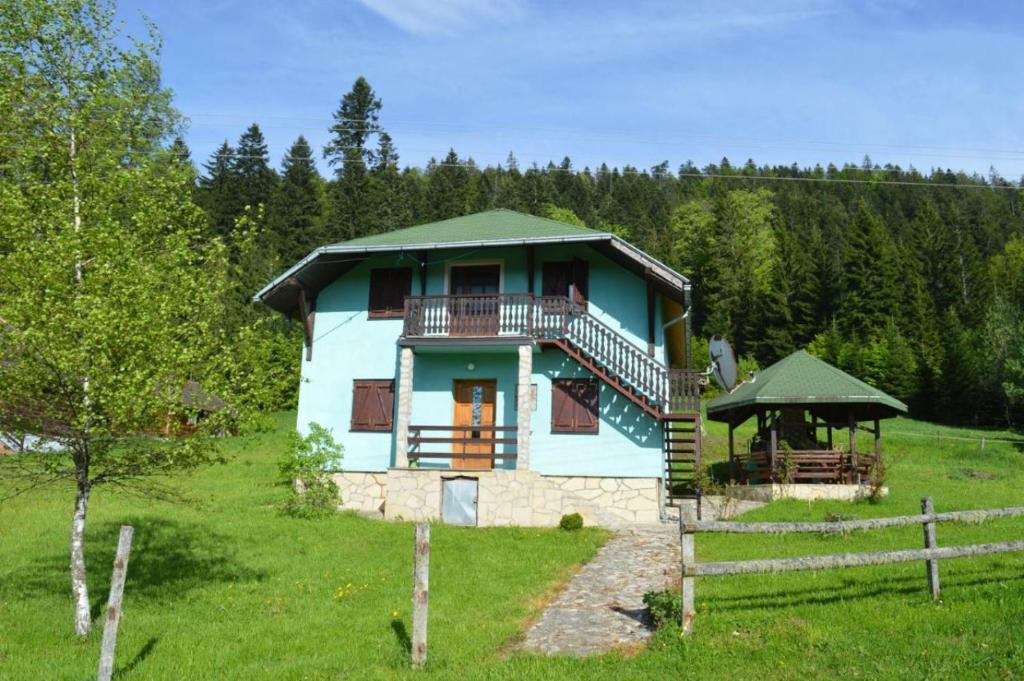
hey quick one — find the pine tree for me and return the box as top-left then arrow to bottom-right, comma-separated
233,123 -> 277,215
367,132 -> 412,234
324,76 -> 382,240
266,135 -> 325,264
426,149 -> 472,220
839,199 -> 902,334
197,140 -> 240,238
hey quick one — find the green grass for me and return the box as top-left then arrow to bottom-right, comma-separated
1,412 -> 1023,680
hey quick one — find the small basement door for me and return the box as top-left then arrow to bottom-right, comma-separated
441,477 -> 478,526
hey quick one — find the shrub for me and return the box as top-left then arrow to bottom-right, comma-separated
559,512 -> 584,531
642,589 -> 680,628
279,423 -> 344,518
865,455 -> 888,504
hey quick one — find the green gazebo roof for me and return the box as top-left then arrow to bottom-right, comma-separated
705,350 -> 908,426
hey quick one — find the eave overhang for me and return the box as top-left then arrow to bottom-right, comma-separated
254,233 -> 690,316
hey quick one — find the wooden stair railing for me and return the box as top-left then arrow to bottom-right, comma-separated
403,293 -> 702,419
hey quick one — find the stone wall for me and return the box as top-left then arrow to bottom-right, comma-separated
727,483 -> 889,503
382,468 -> 660,528
331,471 -> 388,516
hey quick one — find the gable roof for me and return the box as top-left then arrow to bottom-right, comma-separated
255,209 -> 689,316
705,350 -> 908,425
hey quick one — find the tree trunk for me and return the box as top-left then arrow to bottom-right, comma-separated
70,480 -> 91,637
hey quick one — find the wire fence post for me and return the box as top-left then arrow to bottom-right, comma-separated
921,497 -> 941,601
97,525 -> 134,681
680,505 -> 696,636
411,523 -> 430,669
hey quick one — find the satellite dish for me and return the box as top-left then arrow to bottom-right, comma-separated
708,335 -> 738,392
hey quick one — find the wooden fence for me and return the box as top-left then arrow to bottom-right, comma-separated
678,498 -> 1024,635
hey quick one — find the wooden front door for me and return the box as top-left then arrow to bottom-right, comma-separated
449,264 -> 500,336
452,379 -> 496,469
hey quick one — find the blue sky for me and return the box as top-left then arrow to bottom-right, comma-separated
118,0 -> 1024,178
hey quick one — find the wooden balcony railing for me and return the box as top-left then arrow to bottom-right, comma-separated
402,293 -> 701,414
407,424 -> 518,467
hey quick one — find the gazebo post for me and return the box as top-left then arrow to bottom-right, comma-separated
769,409 -> 778,483
728,422 -> 735,481
873,418 -> 881,456
827,424 -> 833,449
848,410 -> 859,485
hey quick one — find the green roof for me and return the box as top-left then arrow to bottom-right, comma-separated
705,350 -> 908,425
336,209 -> 603,247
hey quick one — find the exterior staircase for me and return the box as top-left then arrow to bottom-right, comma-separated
403,292 -> 704,511
535,298 -> 703,511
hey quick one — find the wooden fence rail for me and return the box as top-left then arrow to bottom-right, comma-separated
678,498 -> 1024,636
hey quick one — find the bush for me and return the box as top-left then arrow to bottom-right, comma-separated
559,512 -> 584,531
279,423 -> 344,518
642,589 -> 680,628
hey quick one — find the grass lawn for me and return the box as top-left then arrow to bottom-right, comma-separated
1,411 -> 1023,680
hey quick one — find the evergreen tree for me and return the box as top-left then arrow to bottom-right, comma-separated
324,76 -> 382,240
839,199 -> 902,334
266,135 -> 325,264
197,140 -> 240,238
367,132 -> 412,233
233,123 -> 277,214
426,149 -> 472,220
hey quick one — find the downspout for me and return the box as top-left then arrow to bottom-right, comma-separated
661,284 -> 692,368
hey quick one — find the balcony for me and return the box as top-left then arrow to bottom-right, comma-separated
402,293 -> 701,415
402,293 -> 569,339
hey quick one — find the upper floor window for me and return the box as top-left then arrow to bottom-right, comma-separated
368,267 -> 412,319
543,258 -> 589,309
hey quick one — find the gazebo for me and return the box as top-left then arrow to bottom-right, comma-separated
706,350 -> 908,487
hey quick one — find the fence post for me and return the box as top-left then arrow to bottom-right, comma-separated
97,525 -> 134,681
680,506 -> 696,636
921,497 -> 941,601
411,523 -> 430,669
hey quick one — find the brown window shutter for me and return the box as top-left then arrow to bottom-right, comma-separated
575,379 -> 599,433
551,379 -> 576,432
368,268 -> 412,319
551,378 -> 599,433
351,380 -> 395,431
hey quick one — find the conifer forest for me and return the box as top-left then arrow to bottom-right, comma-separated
189,77 -> 1024,427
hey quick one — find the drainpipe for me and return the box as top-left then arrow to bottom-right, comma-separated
662,286 -> 692,368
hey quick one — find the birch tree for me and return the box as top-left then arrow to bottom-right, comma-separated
0,0 -> 238,637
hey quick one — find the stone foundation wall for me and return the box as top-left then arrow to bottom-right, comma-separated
382,468 -> 660,528
331,471 -> 388,516
727,483 -> 888,503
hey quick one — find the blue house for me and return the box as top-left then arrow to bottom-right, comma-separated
256,210 -> 701,527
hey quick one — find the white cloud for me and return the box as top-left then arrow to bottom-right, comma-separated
354,0 -> 525,36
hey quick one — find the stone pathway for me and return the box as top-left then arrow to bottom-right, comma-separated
519,497 -> 766,656
518,524 -> 679,656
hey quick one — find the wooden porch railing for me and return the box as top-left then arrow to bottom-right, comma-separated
734,449 -> 876,484
407,424 -> 518,466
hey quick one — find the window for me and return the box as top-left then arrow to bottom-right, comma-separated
542,258 -> 589,308
551,378 -> 599,433
351,380 -> 395,432
368,268 -> 412,319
